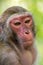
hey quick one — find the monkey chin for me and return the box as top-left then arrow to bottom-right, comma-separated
23,40 -> 33,49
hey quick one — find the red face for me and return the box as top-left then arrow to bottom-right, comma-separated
9,14 -> 34,48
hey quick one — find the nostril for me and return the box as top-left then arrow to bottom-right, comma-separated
25,32 -> 29,34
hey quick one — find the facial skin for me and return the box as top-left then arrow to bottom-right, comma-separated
9,14 -> 34,48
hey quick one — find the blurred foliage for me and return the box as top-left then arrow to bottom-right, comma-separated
0,0 -> 43,65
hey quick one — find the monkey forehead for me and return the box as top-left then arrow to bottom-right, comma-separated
6,12 -> 32,27
7,12 -> 32,22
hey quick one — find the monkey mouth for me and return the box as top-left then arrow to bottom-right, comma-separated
23,39 -> 33,42
23,40 -> 33,47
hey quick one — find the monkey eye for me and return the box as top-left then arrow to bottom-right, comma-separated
14,22 -> 21,26
25,20 -> 30,24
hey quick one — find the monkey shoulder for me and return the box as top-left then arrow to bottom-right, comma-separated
0,42 -> 21,65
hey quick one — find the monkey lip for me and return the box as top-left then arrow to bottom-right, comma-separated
23,39 -> 32,42
24,40 -> 32,44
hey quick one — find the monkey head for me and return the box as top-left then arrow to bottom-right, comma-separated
6,13 -> 35,49
0,6 -> 36,49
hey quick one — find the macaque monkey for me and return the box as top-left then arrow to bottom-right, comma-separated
0,6 -> 37,65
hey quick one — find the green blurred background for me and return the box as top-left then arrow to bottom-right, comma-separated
0,0 -> 43,65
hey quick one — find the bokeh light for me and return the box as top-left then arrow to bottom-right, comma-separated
37,1 -> 43,13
